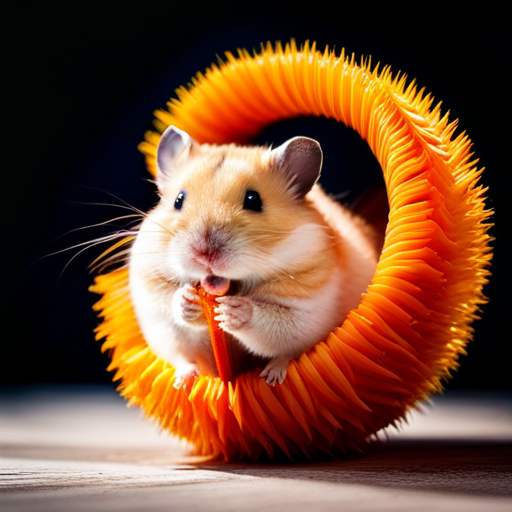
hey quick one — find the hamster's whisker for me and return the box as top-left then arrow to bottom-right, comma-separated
53,231 -> 135,280
45,231 -> 132,259
237,251 -> 297,283
90,246 -> 135,274
248,250 -> 312,286
71,186 -> 152,219
145,217 -> 174,237
71,200 -> 146,216
40,214 -> 141,255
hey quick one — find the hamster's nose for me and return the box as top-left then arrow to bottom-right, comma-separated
192,227 -> 228,264
192,245 -> 216,264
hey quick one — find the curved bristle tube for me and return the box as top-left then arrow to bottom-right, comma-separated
92,40 -> 493,462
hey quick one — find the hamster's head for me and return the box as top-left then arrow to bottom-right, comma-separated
133,125 -> 329,288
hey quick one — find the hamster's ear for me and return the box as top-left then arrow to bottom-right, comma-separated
156,125 -> 196,185
271,136 -> 322,198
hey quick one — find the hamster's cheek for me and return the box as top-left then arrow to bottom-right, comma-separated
215,250 -> 271,282
165,239 -> 207,280
166,241 -> 192,275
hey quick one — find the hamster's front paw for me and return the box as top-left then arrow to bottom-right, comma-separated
260,358 -> 290,386
174,285 -> 204,324
214,296 -> 253,331
173,362 -> 200,390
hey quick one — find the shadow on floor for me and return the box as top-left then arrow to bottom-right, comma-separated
199,438 -> 512,498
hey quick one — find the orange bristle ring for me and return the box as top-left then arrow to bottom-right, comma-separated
91,41 -> 492,461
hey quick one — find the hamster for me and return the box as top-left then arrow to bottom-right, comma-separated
128,125 -> 379,387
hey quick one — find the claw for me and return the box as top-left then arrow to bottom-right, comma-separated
176,285 -> 204,323
173,364 -> 199,390
260,358 -> 290,386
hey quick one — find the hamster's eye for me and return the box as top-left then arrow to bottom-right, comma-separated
174,190 -> 186,210
243,190 -> 263,212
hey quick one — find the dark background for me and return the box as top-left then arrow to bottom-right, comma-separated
4,5 -> 509,391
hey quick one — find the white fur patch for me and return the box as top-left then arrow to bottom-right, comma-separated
267,223 -> 328,270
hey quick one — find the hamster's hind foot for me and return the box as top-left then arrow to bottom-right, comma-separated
173,363 -> 200,390
260,358 -> 290,386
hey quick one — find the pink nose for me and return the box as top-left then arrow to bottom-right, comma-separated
192,227 -> 226,265
192,245 -> 218,265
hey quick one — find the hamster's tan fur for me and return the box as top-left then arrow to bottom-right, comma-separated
129,126 -> 378,387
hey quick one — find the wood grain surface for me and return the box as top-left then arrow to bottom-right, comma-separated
1,386 -> 510,511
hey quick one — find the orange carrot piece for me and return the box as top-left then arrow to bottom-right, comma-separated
197,285 -> 233,382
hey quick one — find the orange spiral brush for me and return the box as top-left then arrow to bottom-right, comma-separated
91,40 -> 493,461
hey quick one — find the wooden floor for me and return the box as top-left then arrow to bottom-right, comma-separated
1,385 -> 510,512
